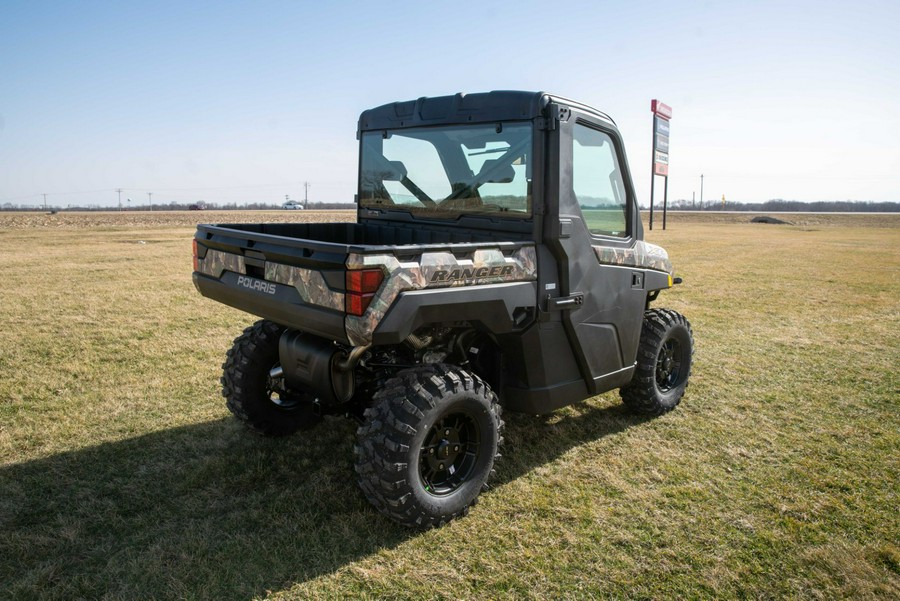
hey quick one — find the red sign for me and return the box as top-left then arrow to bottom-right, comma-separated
651,99 -> 672,120
654,162 -> 668,176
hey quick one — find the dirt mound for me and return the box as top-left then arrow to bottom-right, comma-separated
751,215 -> 791,225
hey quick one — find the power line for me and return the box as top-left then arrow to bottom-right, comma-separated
0,188 -> 113,203
0,181 -> 356,204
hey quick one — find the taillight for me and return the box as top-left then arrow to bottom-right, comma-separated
345,268 -> 384,316
192,239 -> 199,272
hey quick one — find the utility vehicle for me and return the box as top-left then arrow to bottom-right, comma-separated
192,91 -> 694,528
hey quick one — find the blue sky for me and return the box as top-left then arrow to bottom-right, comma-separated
2,0 -> 898,208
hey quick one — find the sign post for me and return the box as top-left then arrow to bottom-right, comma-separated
649,99 -> 672,230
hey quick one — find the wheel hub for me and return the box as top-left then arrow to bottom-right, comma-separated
656,339 -> 682,391
419,413 -> 479,495
436,439 -> 456,461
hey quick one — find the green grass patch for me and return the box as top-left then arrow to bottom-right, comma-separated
1,212 -> 898,599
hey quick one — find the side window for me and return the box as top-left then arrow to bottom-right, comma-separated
572,124 -> 628,237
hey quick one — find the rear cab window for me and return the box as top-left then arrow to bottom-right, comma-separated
359,122 -> 533,220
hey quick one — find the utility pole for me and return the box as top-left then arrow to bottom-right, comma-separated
699,174 -> 704,210
692,191 -> 695,209
117,188 -> 123,211
303,181 -> 310,208
42,193 -> 48,211
148,192 -> 153,211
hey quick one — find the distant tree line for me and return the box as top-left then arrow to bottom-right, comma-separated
4,198 -> 898,213
646,199 -> 900,212
0,201 -> 357,212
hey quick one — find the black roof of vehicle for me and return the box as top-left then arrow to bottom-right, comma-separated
358,90 -> 615,132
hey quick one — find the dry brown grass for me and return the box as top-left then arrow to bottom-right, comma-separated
646,210 -> 900,228
0,209 -> 355,230
0,210 -> 897,600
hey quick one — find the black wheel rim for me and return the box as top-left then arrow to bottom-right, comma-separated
266,363 -> 302,410
656,337 -> 684,392
419,411 -> 480,496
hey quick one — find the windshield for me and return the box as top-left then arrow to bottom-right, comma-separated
359,122 -> 532,219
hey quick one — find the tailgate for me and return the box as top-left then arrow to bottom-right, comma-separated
192,223 -> 351,343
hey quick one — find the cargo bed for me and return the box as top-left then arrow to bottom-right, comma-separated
192,220 -> 535,345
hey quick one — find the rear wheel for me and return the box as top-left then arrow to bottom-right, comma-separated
354,363 -> 502,528
620,309 -> 694,415
221,319 -> 321,436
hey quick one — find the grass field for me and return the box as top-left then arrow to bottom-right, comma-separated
1,210 -> 897,600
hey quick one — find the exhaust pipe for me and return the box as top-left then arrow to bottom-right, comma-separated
335,344 -> 370,371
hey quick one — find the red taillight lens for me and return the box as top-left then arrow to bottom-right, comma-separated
346,292 -> 374,316
345,268 -> 384,316
346,268 -> 384,294
192,239 -> 199,272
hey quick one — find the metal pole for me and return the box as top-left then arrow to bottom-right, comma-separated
662,176 -> 669,230
700,174 -> 704,210
148,192 -> 153,211
42,194 -> 47,211
117,188 -> 122,211
649,126 -> 656,230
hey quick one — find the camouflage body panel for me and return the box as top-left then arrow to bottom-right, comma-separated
197,249 -> 344,311
265,263 -> 344,311
197,249 -> 246,278
592,240 -> 673,275
345,245 -> 537,346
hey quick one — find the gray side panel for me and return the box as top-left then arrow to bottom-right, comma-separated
574,322 -> 625,371
644,269 -> 671,292
502,378 -> 589,415
495,319 -> 588,409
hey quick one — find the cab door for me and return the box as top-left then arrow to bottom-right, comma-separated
548,117 -> 647,394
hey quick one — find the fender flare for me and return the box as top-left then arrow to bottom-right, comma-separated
371,281 -> 537,345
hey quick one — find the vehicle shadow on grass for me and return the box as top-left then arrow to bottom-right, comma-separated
0,401 -> 651,600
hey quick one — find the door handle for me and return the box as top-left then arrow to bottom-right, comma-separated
547,293 -> 584,311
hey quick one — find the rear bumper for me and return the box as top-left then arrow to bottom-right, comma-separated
193,272 -> 349,344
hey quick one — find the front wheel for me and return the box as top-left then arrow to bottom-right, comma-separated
620,309 -> 694,415
354,364 -> 502,528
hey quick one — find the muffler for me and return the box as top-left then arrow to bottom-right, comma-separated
277,330 -> 361,405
